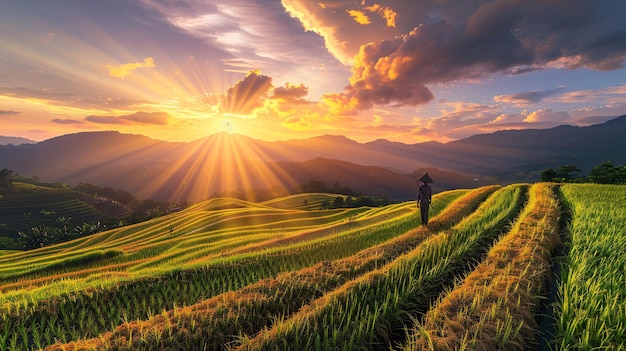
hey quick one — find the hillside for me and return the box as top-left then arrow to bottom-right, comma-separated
445,115 -> 626,177
1,184 -> 624,350
0,115 -> 624,202
0,181 -> 132,247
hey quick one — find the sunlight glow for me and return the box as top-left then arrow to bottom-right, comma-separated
132,133 -> 299,203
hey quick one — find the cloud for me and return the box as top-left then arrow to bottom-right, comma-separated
221,70 -> 273,115
347,10 -> 371,25
0,86 -> 152,111
399,102 -> 570,141
523,108 -> 570,124
124,111 -> 170,125
494,87 -> 566,105
281,115 -> 313,131
282,0 -> 402,65
364,4 -> 397,27
270,83 -> 309,104
320,92 -> 359,116
51,118 -> 85,125
107,57 -> 156,79
0,110 -> 20,115
289,0 -> 626,111
222,58 -> 258,74
85,111 -> 171,125
85,115 -> 132,125
140,0 -> 335,80
0,87 -> 76,103
556,84 -> 626,104
570,102 -> 626,122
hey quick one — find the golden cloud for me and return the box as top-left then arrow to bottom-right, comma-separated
347,10 -> 371,25
107,57 -> 156,79
320,92 -> 359,116
281,115 -> 313,131
271,83 -> 309,104
221,70 -> 273,115
364,4 -> 397,27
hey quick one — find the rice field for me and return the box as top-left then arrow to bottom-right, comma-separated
0,183 -> 624,350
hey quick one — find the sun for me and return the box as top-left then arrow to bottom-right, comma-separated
222,119 -> 234,133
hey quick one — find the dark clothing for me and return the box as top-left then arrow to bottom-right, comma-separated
417,183 -> 432,225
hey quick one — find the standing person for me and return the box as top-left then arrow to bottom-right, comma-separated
416,173 -> 433,226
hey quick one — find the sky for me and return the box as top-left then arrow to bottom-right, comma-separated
1,0 -> 625,144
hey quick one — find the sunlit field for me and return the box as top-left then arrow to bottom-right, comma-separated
0,184 -> 624,350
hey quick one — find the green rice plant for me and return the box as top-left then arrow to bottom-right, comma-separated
1,190 -> 470,349
44,186 -> 497,350
554,184 -> 626,350
235,185 -> 527,350
401,182 -> 561,351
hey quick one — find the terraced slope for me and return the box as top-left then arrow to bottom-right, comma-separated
0,182 -> 130,231
0,184 -> 624,351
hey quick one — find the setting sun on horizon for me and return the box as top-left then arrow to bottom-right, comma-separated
1,1 -> 625,145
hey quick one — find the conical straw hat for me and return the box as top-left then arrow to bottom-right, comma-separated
418,172 -> 434,183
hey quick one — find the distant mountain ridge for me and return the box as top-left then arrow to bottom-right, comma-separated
0,115 -> 624,202
0,135 -> 36,145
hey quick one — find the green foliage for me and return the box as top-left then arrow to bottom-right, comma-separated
588,161 -> 626,184
541,161 -> 626,184
72,182 -> 139,206
0,168 -> 14,188
0,179 -> 189,249
541,165 -> 581,182
16,217 -> 108,250
540,168 -> 558,182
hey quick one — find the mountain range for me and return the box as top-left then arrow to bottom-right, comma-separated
0,135 -> 36,145
1,115 -> 624,202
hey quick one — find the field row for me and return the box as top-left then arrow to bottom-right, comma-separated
1,184 -> 625,350
1,188 -> 489,350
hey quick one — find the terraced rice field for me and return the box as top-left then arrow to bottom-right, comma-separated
0,182 -> 127,230
0,183 -> 624,350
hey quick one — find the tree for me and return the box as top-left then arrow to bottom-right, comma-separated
18,225 -> 61,249
353,196 -> 376,207
333,196 -> 345,208
540,168 -> 558,182
555,165 -> 581,181
541,165 -> 581,182
589,161 -> 616,184
0,168 -> 14,188
345,197 -> 354,207
299,180 -> 329,193
589,161 -> 626,184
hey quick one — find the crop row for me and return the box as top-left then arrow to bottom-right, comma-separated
233,184 -> 527,350
4,184 -> 622,351
401,182 -> 561,350
553,184 -> 626,350
0,189 -> 489,350
0,205 -> 366,281
0,202 -> 395,288
42,186 -> 498,350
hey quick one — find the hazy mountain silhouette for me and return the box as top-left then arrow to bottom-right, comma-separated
1,115 -> 624,202
0,135 -> 36,145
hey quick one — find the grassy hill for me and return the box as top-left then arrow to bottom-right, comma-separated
0,185 -> 624,350
0,182 -> 132,247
